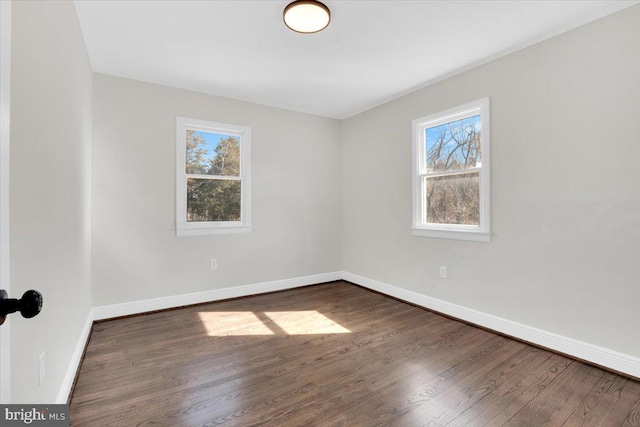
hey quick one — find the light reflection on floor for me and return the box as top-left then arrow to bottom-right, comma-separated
197,311 -> 274,336
197,310 -> 351,336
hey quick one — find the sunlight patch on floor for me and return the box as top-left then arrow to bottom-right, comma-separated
264,311 -> 351,335
198,311 -> 274,336
197,310 -> 351,336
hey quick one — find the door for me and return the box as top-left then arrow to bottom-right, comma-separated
0,0 -> 12,404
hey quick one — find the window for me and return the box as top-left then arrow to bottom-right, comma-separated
412,98 -> 490,242
176,117 -> 251,236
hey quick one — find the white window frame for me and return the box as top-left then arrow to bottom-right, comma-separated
176,116 -> 251,236
412,98 -> 491,242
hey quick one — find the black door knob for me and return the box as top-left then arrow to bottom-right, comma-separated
0,289 -> 43,325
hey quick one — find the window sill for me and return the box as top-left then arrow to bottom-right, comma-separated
176,225 -> 251,237
412,227 -> 491,243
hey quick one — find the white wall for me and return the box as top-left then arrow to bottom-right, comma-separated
10,0 -> 93,403
342,5 -> 640,357
91,74 -> 342,306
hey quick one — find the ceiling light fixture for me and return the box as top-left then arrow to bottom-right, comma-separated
283,0 -> 331,34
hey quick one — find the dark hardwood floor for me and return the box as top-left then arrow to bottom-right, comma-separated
69,281 -> 640,426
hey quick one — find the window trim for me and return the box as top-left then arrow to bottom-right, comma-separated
411,98 -> 491,243
176,116 -> 251,236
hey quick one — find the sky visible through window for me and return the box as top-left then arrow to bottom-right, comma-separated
425,114 -> 481,172
193,131 -> 233,164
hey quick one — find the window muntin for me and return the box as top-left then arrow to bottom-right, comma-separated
412,98 -> 490,242
176,117 -> 251,236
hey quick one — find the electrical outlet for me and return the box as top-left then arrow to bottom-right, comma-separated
439,266 -> 447,279
210,259 -> 218,270
39,352 -> 45,386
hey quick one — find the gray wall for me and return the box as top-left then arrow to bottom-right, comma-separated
10,0 -> 93,403
342,5 -> 640,357
91,74 -> 342,306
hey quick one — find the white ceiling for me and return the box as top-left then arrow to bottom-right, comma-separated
75,1 -> 637,119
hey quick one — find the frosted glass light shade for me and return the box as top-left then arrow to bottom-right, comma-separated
283,1 -> 331,34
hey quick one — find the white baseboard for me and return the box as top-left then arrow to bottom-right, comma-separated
56,309 -> 94,404
341,271 -> 640,379
92,271 -> 342,321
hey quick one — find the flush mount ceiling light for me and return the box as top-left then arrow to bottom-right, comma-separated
283,0 -> 331,34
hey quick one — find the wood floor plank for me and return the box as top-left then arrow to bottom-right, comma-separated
584,376 -> 638,426
109,310 -> 467,426
623,395 -> 640,426
386,344 -> 545,426
73,301 -> 447,416
465,354 -> 573,426
69,281 -> 640,426
233,325 -> 490,426
503,360 -> 606,426
444,352 -> 564,426
561,373 -> 628,426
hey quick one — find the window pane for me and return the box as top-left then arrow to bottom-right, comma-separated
187,178 -> 241,222
424,173 -> 480,225
186,130 -> 240,176
425,114 -> 481,172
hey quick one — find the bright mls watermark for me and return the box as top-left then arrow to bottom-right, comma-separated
1,405 -> 68,426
